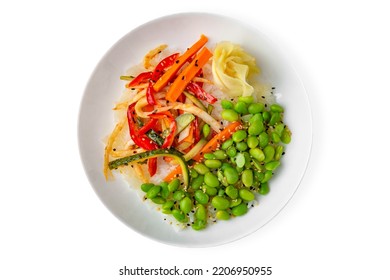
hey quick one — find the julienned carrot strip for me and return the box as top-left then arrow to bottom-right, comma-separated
192,121 -> 242,162
153,35 -> 208,92
165,47 -> 213,102
164,166 -> 182,182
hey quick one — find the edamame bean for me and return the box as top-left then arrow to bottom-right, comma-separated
270,104 -> 284,113
232,203 -> 248,216
213,150 -> 227,160
225,185 -> 238,199
168,178 -> 180,192
271,132 -> 281,143
141,183 -> 154,193
236,153 -> 245,168
275,145 -> 284,160
192,219 -> 206,230
205,186 -> 218,196
202,124 -> 210,138
274,123 -> 285,136
255,171 -> 264,182
203,153 -> 216,160
261,170 -> 273,183
194,190 -> 209,204
244,152 -> 252,169
173,190 -> 185,201
218,189 -> 225,196
247,136 -> 259,149
249,148 -> 265,162
221,162 -> 232,171
241,169 -> 254,187
262,111 -> 271,122
269,112 -> 281,126
230,198 -> 242,207
180,197 -> 193,214
190,168 -> 199,178
263,145 -> 275,163
194,163 -> 210,175
234,101 -> 248,114
249,113 -> 263,125
216,210 -> 230,220
232,130 -> 247,142
251,158 -> 262,171
162,200 -> 174,210
265,161 -> 280,171
248,103 -> 264,114
146,185 -> 161,199
204,172 -> 220,188
238,96 -> 254,104
221,138 -> 234,150
191,175 -> 204,189
161,184 -> 170,199
236,142 -> 248,152
211,196 -> 230,210
151,197 -> 166,204
226,146 -> 237,157
259,182 -> 270,195
204,159 -> 222,169
281,129 -> 291,144
248,121 -> 264,136
224,167 -> 239,184
221,100 -> 234,109
172,209 -> 187,222
258,132 -> 269,148
217,170 -> 228,187
239,189 -> 255,201
221,109 -> 239,121
195,204 -> 207,221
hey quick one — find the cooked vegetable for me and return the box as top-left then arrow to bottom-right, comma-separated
153,35 -> 208,92
175,113 -> 195,136
192,121 -> 242,162
165,47 -> 213,102
183,91 -> 207,111
109,148 -> 189,187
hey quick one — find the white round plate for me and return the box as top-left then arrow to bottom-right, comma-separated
78,13 -> 312,247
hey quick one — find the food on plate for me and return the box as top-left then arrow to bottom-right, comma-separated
103,35 -> 291,230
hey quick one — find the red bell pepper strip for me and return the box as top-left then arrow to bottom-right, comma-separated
146,81 -> 157,105
151,53 -> 179,81
193,117 -> 201,143
127,104 -> 159,176
161,119 -> 177,149
148,112 -> 177,148
127,104 -> 158,151
138,118 -> 158,135
186,82 -> 217,104
127,71 -> 153,87
148,158 -> 157,176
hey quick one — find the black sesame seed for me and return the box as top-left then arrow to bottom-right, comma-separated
112,148 -> 116,151
282,152 -> 285,155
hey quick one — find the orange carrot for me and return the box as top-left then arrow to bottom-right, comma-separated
164,166 -> 182,182
165,47 -> 212,102
153,35 -> 208,92
192,121 -> 242,162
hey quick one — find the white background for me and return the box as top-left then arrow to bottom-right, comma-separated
1,0 -> 389,279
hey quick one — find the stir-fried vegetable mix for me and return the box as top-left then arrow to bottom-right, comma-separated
104,35 -> 291,230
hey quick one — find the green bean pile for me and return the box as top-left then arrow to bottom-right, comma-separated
141,96 -> 291,230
